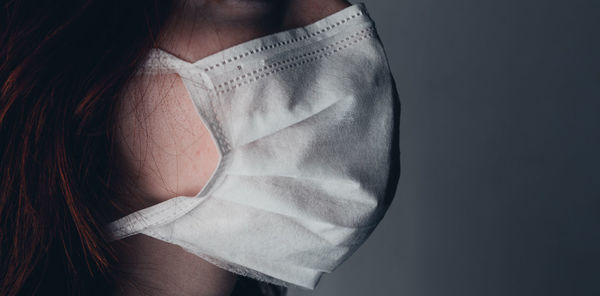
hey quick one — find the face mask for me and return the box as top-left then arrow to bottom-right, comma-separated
106,2 -> 400,290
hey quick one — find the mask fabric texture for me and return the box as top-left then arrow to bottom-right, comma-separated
107,2 -> 400,290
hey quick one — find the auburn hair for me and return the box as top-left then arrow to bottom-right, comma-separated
0,0 -> 286,295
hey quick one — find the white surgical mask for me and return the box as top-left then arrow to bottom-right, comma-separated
107,2 -> 400,290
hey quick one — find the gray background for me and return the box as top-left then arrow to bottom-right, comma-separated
289,0 -> 600,295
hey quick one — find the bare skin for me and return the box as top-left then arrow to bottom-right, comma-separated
114,1 -> 351,295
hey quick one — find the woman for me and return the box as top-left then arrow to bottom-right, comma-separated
0,0 -> 400,295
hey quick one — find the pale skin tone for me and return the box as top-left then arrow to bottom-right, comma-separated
114,0 -> 351,295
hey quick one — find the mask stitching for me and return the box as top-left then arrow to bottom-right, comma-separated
201,11 -> 366,73
196,26 -> 375,153
198,26 -> 375,157
215,27 -> 376,94
214,26 -> 375,92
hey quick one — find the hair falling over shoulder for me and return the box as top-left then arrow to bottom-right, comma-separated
0,1 -> 286,295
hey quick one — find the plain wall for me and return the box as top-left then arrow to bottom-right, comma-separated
289,0 -> 600,295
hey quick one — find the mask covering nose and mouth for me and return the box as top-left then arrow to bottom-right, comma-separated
107,2 -> 400,290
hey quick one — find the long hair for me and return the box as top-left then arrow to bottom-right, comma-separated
0,0 -> 286,295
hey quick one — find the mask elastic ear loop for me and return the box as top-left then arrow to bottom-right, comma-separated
105,51 -> 220,242
105,195 -> 207,242
144,48 -> 196,74
174,65 -> 232,201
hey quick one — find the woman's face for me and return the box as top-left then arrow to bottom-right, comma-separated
172,0 -> 285,23
158,0 -> 351,63
171,0 -> 351,25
